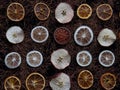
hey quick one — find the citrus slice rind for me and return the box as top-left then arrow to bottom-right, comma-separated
100,73 -> 116,90
26,72 -> 45,90
34,2 -> 50,20
31,26 -> 49,43
4,76 -> 21,90
5,52 -> 21,69
77,4 -> 92,19
7,2 -> 25,21
99,50 -> 115,67
96,4 -> 113,21
76,51 -> 92,67
26,50 -> 43,68
77,70 -> 93,89
74,26 -> 93,46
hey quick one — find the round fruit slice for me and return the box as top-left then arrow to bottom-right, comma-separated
96,4 -> 113,21
51,49 -> 71,70
54,27 -> 71,45
50,72 -> 71,90
78,70 -> 93,89
55,2 -> 74,24
77,4 -> 92,19
7,2 -> 25,21
99,50 -> 115,67
100,73 -> 116,90
34,2 -> 50,20
4,76 -> 21,90
26,72 -> 45,90
97,28 -> 116,47
26,50 -> 43,67
5,52 -> 21,69
6,26 -> 24,44
74,26 -> 93,46
76,51 -> 92,67
31,26 -> 49,43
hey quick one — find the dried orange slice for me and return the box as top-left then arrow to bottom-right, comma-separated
34,2 -> 50,20
26,72 -> 45,90
96,4 -> 113,21
100,73 -> 116,90
4,76 -> 21,90
77,4 -> 92,19
7,2 -> 25,21
78,70 -> 93,89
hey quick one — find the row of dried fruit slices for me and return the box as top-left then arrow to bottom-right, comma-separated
7,2 -> 113,22
4,70 -> 116,90
6,25 -> 116,47
5,49 -> 115,69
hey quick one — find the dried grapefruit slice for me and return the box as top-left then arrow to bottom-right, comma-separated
96,4 -> 113,21
34,2 -> 50,20
26,50 -> 43,67
4,76 -> 21,90
5,52 -> 21,69
77,4 -> 92,19
7,2 -> 25,21
100,73 -> 116,90
26,72 -> 45,90
99,50 -> 115,67
76,51 -> 92,67
74,26 -> 93,46
78,70 -> 93,89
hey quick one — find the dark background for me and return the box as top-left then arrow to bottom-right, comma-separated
0,0 -> 120,90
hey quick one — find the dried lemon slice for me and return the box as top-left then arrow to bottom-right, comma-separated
78,70 -> 93,89
76,51 -> 92,67
7,2 -> 25,21
4,76 -> 21,90
74,26 -> 93,46
96,4 -> 113,21
5,52 -> 21,69
77,4 -> 92,19
26,72 -> 45,90
34,2 -> 50,20
100,73 -> 116,90
99,50 -> 115,67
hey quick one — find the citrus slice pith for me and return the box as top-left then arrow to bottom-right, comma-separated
34,2 -> 50,20
4,76 -> 21,90
100,73 -> 116,90
7,2 -> 25,21
76,51 -> 92,67
99,50 -> 115,67
77,4 -> 92,19
96,4 -> 113,21
5,52 -> 21,69
26,72 -> 45,90
78,70 -> 93,89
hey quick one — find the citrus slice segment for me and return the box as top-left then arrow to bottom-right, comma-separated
54,27 -> 71,45
4,76 -> 21,90
6,26 -> 24,44
34,2 -> 50,20
96,4 -> 113,21
74,26 -> 93,46
31,26 -> 49,43
78,70 -> 93,89
5,52 -> 21,69
50,73 -> 71,90
26,50 -> 43,67
99,50 -> 115,67
26,72 -> 45,90
7,2 -> 25,21
100,73 -> 116,90
77,4 -> 92,19
76,51 -> 92,67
